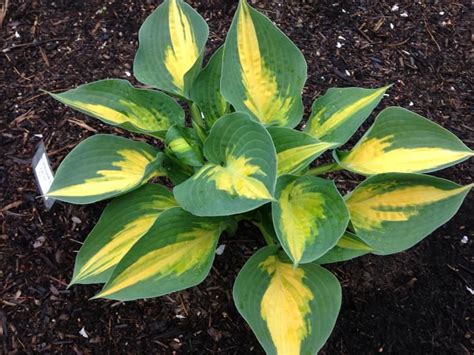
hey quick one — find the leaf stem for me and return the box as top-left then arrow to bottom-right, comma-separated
189,102 -> 205,128
304,162 -> 342,176
251,221 -> 276,246
189,102 -> 208,143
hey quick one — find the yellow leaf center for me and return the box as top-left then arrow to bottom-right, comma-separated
259,256 -> 314,355
198,154 -> 272,200
97,225 -> 219,297
236,2 -> 293,125
307,87 -> 386,139
277,142 -> 335,175
164,0 -> 200,92
73,196 -> 177,283
342,135 -> 473,174
347,183 -> 471,231
55,98 -> 170,132
279,181 -> 325,264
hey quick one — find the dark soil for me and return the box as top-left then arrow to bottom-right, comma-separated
1,0 -> 473,354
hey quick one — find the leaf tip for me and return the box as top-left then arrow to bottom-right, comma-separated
45,190 -> 56,198
67,279 -> 76,289
89,292 -> 105,301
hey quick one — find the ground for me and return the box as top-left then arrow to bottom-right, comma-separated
1,0 -> 473,354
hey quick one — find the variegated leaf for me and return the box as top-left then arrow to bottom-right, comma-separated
134,0 -> 208,98
272,175 -> 349,265
268,127 -> 337,175
165,125 -> 204,167
190,46 -> 229,127
174,112 -> 277,216
346,173 -> 472,254
221,0 -> 306,127
335,107 -> 473,175
305,86 -> 389,145
315,232 -> 373,264
93,207 -> 228,301
50,79 -> 184,139
47,135 -> 162,204
71,184 -> 177,284
233,246 -> 341,355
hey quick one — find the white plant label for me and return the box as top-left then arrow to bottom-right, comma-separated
32,141 -> 56,209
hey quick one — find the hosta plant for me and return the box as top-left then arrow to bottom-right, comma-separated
46,0 -> 473,353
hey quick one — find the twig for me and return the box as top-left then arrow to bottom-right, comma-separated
386,36 -> 412,47
20,88 -> 67,105
1,200 -> 22,212
1,37 -> 68,53
67,118 -> 98,132
48,142 -> 77,157
356,24 -> 381,45
0,0 -> 9,28
423,16 -> 441,52
447,263 -> 472,288
9,108 -> 35,126
47,275 -> 68,287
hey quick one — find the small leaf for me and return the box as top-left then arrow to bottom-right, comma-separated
305,86 -> 389,145
233,246 -> 341,355
71,184 -> 177,284
50,79 -> 185,139
346,173 -> 473,254
48,135 -> 162,204
94,207 -> 227,301
315,232 -> 373,264
268,127 -> 337,175
221,0 -> 306,127
335,107 -> 473,175
190,46 -> 229,127
174,112 -> 277,216
272,175 -> 349,265
133,0 -> 208,98
165,125 -> 204,167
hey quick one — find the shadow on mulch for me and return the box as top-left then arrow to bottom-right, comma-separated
1,1 -> 473,354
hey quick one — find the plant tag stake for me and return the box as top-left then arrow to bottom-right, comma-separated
32,140 -> 56,210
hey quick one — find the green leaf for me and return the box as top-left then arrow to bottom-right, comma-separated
165,125 -> 204,167
133,0 -> 209,98
305,86 -> 389,145
268,127 -> 337,175
315,232 -> 373,264
50,79 -> 185,139
233,246 -> 341,355
48,135 -> 163,204
335,107 -> 473,175
221,0 -> 307,127
93,207 -> 228,301
174,112 -> 277,216
346,173 -> 473,254
272,175 -> 349,265
71,184 -> 177,285
190,46 -> 229,127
